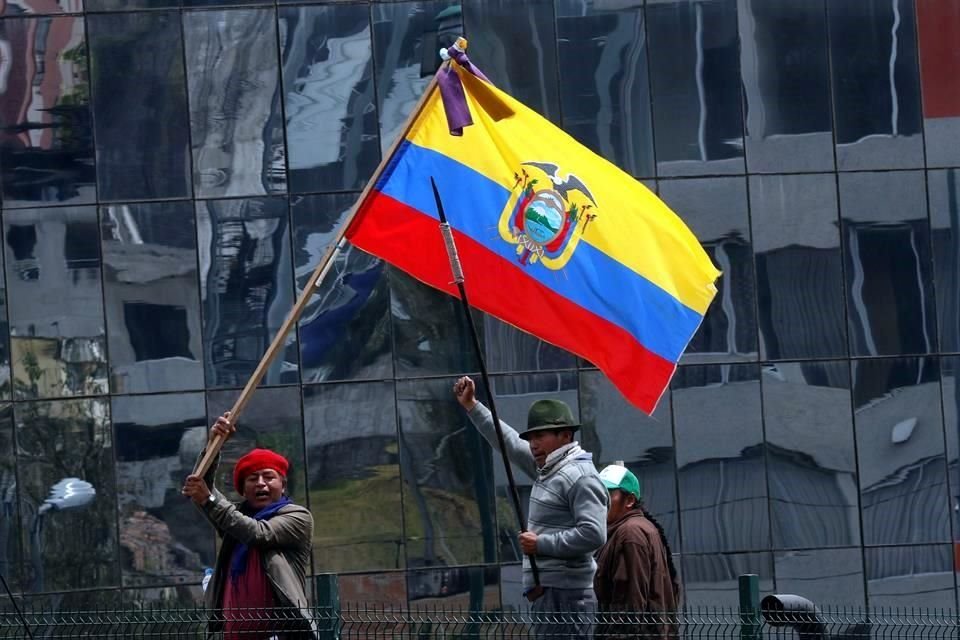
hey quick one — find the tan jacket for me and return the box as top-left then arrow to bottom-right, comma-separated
197,454 -> 316,638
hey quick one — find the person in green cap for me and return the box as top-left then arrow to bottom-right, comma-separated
595,462 -> 679,639
454,376 -> 607,638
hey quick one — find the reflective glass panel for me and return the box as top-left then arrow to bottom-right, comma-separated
462,0 -> 560,122
556,0 -> 654,177
86,0 -> 179,11
853,357 -> 949,545
303,381 -> 403,573
4,206 -> 107,399
840,172 -> 936,357
739,0 -> 833,172
397,377 -> 497,568
682,552 -> 772,607
659,178 -> 756,363
113,393 -> 213,587
762,361 -> 860,549
184,9 -> 285,198
407,565 -> 500,610
647,0 -> 745,176
337,571 -> 408,607
372,1 -> 461,153
122,586 -> 204,607
483,316 -> 575,374
87,12 -> 190,201
827,0 -> 924,170
16,398 -> 116,592
18,589 -> 120,609
206,386 -> 307,506
490,372 -> 580,563
866,545 -> 955,608
751,174 -> 845,360
291,194 -> 392,383
0,407 -> 19,592
279,4 -> 380,193
941,357 -> 960,544
774,548 -> 865,607
672,364 -> 768,553
0,17 -> 95,207
916,0 -> 960,167
197,197 -> 298,388
101,202 -> 203,394
0,244 -> 9,401
390,268 -> 483,377
929,170 -> 960,354
2,0 -> 79,14
581,370 -> 678,550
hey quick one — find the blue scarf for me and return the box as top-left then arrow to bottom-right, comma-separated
229,496 -> 291,581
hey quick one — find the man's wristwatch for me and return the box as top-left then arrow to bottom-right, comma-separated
205,494 -> 216,507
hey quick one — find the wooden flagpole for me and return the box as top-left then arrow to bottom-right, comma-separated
192,69 -> 444,477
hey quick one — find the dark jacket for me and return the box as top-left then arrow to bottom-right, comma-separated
197,454 -> 316,638
594,509 -> 679,639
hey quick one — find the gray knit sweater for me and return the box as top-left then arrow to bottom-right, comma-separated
467,402 -> 608,590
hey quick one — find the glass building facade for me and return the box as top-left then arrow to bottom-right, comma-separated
0,0 -> 959,612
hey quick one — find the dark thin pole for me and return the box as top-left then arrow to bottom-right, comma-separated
0,571 -> 34,639
430,177 -> 542,589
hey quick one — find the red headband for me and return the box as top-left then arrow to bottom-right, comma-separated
233,448 -> 289,493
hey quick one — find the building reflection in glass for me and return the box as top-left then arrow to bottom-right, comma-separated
184,9 -> 286,198
397,377 -> 497,569
660,178 -> 757,363
647,0 -> 744,176
762,361 -> 860,549
280,4 -> 379,193
827,0 -> 923,170
4,206 -> 107,400
406,565 -> 499,611
292,194 -> 392,383
853,357 -> 950,546
673,364 -> 768,554
113,393 -> 213,589
463,0 -> 560,122
682,552 -> 772,607
373,1 -> 461,153
0,16 -> 95,207
775,548 -> 865,607
866,544 -> 955,608
303,381 -> 403,573
841,171 -> 936,357
197,197 -> 298,388
557,0 -> 654,178
101,202 -> 204,394
16,398 -> 116,593
751,174 -> 846,360
739,0 -> 834,172
0,406 -> 18,592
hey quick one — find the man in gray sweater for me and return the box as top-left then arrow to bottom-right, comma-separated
454,376 -> 607,638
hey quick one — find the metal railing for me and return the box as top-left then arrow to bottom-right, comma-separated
1,604 -> 960,639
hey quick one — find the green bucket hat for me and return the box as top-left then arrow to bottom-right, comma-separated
518,399 -> 580,440
599,463 -> 642,500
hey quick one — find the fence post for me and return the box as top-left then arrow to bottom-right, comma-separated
315,573 -> 340,640
739,573 -> 760,640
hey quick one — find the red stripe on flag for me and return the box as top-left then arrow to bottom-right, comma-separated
349,190 -> 675,413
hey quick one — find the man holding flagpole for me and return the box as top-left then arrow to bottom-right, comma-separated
454,376 -> 607,638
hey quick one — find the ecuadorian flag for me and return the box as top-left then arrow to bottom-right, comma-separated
347,61 -> 720,413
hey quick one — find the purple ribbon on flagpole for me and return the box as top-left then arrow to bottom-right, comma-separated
437,38 -> 490,136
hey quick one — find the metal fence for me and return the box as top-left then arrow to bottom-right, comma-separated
2,605 -> 960,640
